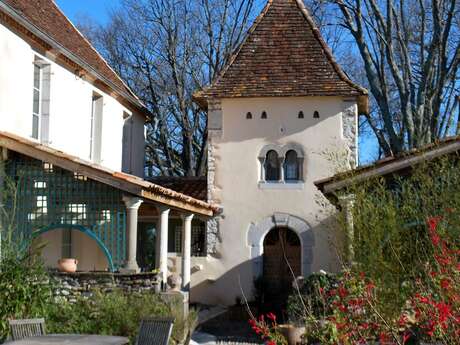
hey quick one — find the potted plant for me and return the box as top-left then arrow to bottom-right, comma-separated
57,258 -> 78,273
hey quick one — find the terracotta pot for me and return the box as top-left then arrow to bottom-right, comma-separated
279,324 -> 306,345
58,258 -> 78,273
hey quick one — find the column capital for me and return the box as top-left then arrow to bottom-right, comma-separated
180,213 -> 194,221
122,196 -> 143,210
156,204 -> 171,214
338,194 -> 355,206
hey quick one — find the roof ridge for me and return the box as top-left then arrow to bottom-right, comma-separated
0,0 -> 148,115
292,0 -> 367,95
194,0 -> 368,113
197,0 -> 274,97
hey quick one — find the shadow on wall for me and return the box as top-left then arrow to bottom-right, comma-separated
35,229 -> 109,272
189,214 -> 343,306
219,97 -> 345,145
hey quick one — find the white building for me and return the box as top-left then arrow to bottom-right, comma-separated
0,0 -> 216,291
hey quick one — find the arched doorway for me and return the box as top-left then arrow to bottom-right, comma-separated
262,227 -> 301,316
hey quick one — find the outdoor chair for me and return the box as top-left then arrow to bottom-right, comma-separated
8,318 -> 46,341
135,317 -> 174,345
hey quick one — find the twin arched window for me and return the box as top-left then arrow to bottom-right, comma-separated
260,146 -> 303,183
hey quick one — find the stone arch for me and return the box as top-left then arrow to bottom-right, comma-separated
258,144 -> 283,159
280,143 -> 305,158
247,213 -> 315,278
32,224 -> 115,272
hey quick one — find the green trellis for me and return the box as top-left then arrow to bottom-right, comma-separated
5,153 -> 127,270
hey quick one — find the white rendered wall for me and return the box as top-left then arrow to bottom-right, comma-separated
0,22 -> 145,176
37,230 -> 108,271
191,96 -> 357,305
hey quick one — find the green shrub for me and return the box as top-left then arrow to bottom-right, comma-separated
0,245 -> 53,342
0,168 -> 196,344
46,290 -> 194,344
334,156 -> 460,318
287,273 -> 338,323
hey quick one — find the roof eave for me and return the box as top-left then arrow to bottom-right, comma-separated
0,131 -> 217,217
315,138 -> 460,197
196,0 -> 369,109
0,1 -> 152,120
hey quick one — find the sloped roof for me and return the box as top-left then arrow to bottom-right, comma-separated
0,0 -> 147,115
149,177 -> 207,201
0,131 -> 218,216
195,0 -> 367,109
315,136 -> 460,198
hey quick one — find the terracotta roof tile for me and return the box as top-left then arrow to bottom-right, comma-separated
315,136 -> 460,195
149,177 -> 207,202
0,131 -> 218,216
1,0 -> 143,109
196,0 -> 367,101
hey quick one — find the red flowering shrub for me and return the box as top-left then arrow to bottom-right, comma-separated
309,215 -> 460,345
249,313 -> 287,345
398,216 -> 460,342
313,271 -> 400,344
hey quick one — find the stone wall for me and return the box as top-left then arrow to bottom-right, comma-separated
207,98 -> 223,255
51,271 -> 160,303
341,99 -> 359,168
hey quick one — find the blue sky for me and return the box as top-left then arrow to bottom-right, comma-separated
55,0 -> 378,165
55,0 -> 119,24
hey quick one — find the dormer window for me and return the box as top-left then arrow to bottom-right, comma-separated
264,150 -> 280,181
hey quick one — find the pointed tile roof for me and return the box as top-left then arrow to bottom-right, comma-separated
195,0 -> 368,112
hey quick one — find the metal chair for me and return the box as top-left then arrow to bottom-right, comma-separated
8,318 -> 46,340
135,317 -> 174,345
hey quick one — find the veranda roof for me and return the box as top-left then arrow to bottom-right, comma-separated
315,136 -> 460,200
0,131 -> 218,216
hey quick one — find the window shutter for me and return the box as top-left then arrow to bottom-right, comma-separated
40,65 -> 52,144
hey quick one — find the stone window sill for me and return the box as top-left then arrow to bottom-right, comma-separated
258,181 -> 305,190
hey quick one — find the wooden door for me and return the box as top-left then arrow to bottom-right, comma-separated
263,227 -> 301,301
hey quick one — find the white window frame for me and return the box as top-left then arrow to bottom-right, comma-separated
32,62 -> 43,140
31,55 -> 52,143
